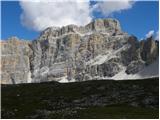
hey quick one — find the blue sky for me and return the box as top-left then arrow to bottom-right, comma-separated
2,1 -> 39,40
1,1 -> 159,40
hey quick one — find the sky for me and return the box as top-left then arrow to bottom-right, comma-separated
1,0 -> 159,41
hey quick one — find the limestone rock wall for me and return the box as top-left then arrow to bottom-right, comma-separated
1,37 -> 32,84
1,19 -> 159,84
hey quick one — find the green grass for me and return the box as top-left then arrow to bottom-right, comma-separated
1,77 -> 159,119
74,105 -> 159,119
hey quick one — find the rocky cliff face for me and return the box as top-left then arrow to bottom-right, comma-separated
1,37 -> 32,84
1,19 -> 159,84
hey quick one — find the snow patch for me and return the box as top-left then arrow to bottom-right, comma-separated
58,76 -> 76,83
110,58 -> 159,80
27,71 -> 32,83
58,76 -> 68,83
86,58 -> 159,81
86,44 -> 129,65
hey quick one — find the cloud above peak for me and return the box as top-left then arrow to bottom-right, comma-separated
145,30 -> 159,40
20,0 -> 91,31
145,30 -> 154,38
155,31 -> 159,40
92,0 -> 134,16
19,0 -> 135,31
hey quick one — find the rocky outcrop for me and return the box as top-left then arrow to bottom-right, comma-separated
126,60 -> 145,74
1,19 -> 159,84
121,36 -> 141,66
140,36 -> 159,64
85,18 -> 122,34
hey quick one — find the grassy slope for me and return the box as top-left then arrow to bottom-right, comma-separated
1,77 -> 159,119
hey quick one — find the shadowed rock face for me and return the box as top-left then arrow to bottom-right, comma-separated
1,19 -> 159,84
140,36 -> 159,64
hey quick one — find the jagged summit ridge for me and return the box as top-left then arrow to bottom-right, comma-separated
1,18 -> 159,84
39,18 -> 122,40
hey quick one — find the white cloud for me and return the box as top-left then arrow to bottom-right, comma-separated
145,30 -> 154,38
155,31 -> 159,40
145,30 -> 159,40
92,0 -> 134,16
20,0 -> 135,31
20,0 -> 92,31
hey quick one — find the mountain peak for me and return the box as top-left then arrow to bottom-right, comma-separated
1,18 -> 159,84
86,18 -> 121,32
39,18 -> 122,40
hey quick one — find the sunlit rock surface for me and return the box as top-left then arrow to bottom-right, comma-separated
1,19 -> 159,84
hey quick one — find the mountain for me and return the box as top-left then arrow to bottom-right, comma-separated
1,18 -> 159,84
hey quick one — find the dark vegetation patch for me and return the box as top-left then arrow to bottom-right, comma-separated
1,77 -> 159,119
